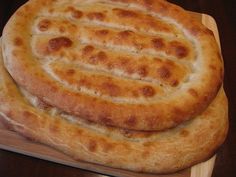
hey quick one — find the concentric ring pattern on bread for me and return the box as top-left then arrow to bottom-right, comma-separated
2,0 -> 223,131
0,40 -> 228,173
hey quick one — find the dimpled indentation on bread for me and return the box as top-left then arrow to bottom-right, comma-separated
31,1 -> 196,102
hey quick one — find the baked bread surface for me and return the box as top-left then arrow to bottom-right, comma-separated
0,41 -> 228,173
2,0 -> 223,130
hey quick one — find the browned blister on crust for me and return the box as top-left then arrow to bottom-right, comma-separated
2,0 -> 223,130
0,43 -> 228,173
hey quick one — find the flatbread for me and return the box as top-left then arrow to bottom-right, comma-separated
2,0 -> 223,130
0,42 -> 228,173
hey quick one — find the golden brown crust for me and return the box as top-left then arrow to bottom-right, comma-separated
2,0 -> 223,130
0,42 -> 228,173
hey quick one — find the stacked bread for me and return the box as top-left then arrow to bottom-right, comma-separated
0,0 -> 228,174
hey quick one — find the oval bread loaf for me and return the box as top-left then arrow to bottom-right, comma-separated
0,42 -> 228,173
2,0 -> 223,130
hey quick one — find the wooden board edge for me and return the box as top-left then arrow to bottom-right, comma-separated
190,156 -> 216,177
201,14 -> 221,49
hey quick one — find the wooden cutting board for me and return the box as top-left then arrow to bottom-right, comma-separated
0,13 -> 221,177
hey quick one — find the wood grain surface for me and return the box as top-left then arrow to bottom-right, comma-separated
0,12 -> 220,177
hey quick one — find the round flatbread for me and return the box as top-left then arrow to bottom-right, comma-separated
2,0 -> 223,130
0,42 -> 228,173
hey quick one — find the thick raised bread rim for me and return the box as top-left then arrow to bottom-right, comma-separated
2,0 -> 223,130
0,42 -> 228,173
